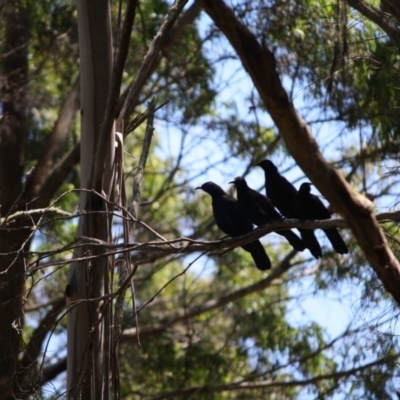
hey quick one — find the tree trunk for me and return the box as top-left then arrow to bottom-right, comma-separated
66,0 -> 115,398
0,3 -> 30,397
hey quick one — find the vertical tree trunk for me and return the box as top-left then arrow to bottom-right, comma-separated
67,0 -> 114,398
0,3 -> 30,397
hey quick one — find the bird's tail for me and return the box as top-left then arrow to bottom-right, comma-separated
324,229 -> 348,254
277,229 -> 306,251
243,241 -> 271,270
299,229 -> 322,258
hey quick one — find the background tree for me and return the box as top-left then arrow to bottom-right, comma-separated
1,0 -> 400,398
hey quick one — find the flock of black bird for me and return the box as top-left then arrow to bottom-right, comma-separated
196,159 -> 348,271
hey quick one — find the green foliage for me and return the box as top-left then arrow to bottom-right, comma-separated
3,0 -> 400,398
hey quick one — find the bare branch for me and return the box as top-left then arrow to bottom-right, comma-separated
42,358 -> 67,384
164,1 -> 201,54
124,101 -> 168,136
18,298 -> 66,382
347,0 -> 400,52
116,2 -> 201,117
25,78 -> 80,200
24,210 -> 400,269
1,207 -> 73,226
117,0 -> 189,125
152,354 -> 397,399
36,143 -> 80,208
131,99 -> 155,220
122,250 -> 297,342
197,0 -> 400,306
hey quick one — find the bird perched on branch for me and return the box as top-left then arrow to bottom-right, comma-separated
196,181 -> 271,270
255,159 -> 322,258
230,176 -> 305,252
295,182 -> 348,254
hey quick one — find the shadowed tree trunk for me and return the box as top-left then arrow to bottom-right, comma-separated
0,3 -> 81,397
0,2 -> 30,397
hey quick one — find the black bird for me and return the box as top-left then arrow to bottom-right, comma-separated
256,160 -> 322,258
196,181 -> 271,270
230,177 -> 306,252
295,182 -> 348,254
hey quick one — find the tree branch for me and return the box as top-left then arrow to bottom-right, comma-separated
122,250 -> 297,342
42,358 -> 67,384
152,353 -> 397,399
25,210 -> 400,270
131,99 -> 155,220
24,78 -> 80,201
16,297 -> 66,395
116,1 -> 201,118
117,0 -> 189,126
19,297 -> 65,370
197,0 -> 400,306
36,143 -> 80,208
1,207 -> 73,226
347,0 -> 400,52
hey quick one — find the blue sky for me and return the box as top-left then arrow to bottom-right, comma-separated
153,5 -> 400,395
40,2 -> 400,396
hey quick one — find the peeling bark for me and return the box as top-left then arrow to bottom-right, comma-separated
67,0 -> 114,398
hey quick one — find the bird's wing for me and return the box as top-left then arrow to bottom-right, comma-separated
309,194 -> 331,219
213,195 -> 252,237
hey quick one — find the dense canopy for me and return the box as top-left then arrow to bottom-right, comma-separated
1,0 -> 400,398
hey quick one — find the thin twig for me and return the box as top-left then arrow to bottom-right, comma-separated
122,250 -> 298,342
0,207 -> 73,226
127,99 -> 156,346
130,99 -> 155,221
22,210 -> 400,270
151,353 -> 397,399
117,0 -> 189,124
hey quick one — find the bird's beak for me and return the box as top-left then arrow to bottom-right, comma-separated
229,180 -> 234,184
195,186 -> 202,191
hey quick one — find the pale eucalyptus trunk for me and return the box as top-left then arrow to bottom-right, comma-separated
67,1 -> 115,398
